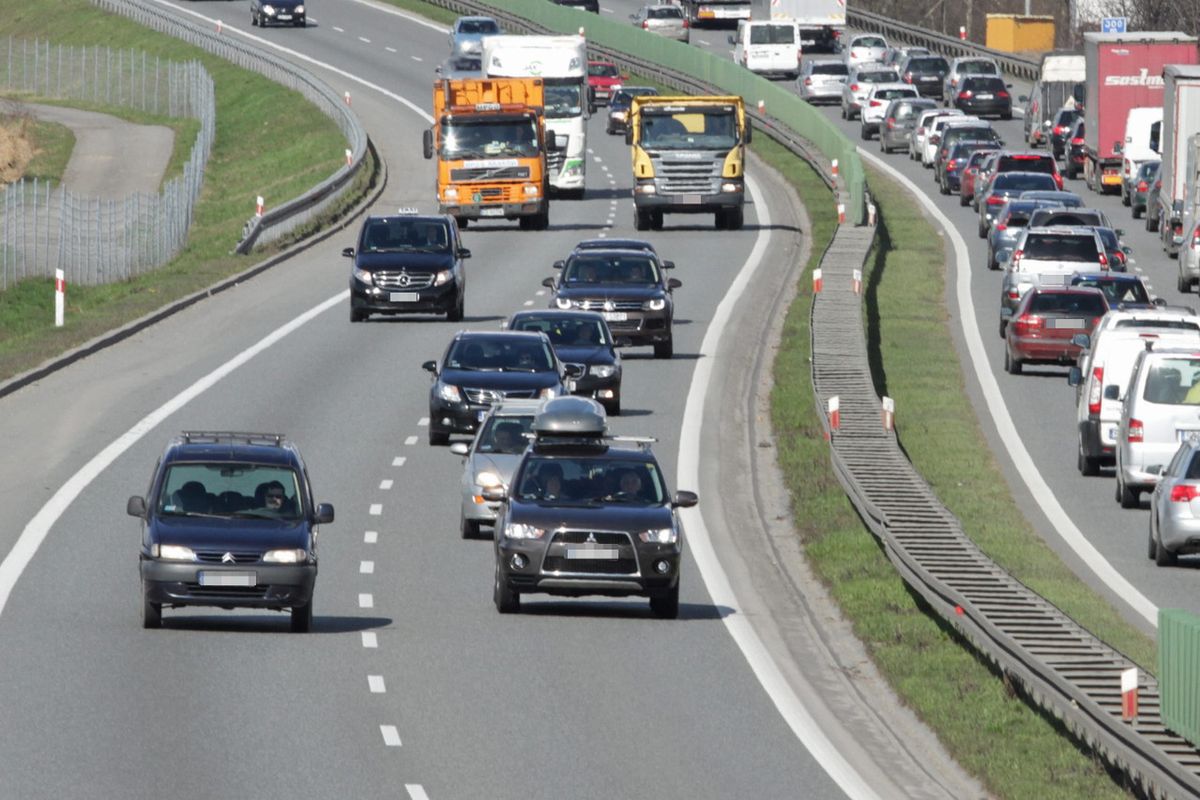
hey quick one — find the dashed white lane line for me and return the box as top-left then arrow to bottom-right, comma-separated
332,25 -> 345,32
385,46 -> 397,53
380,725 -> 402,747
523,300 -> 534,306
417,417 -> 429,427
380,479 -> 394,490
344,0 -> 448,32
406,786 -> 430,800
368,675 -> 386,693
359,593 -> 374,608
404,435 -> 418,446
358,36 -> 371,43
369,503 -> 383,515
361,560 -> 375,574
535,289 -> 546,296
586,147 -> 595,154
393,456 -> 407,467
697,39 -> 710,47
362,632 -> 378,648
411,55 -> 423,62
364,530 -> 378,544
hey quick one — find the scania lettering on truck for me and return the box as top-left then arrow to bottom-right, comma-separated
423,77 -> 552,230
482,35 -> 588,198
679,0 -> 751,26
627,95 -> 750,231
1082,31 -> 1198,196
751,0 -> 844,53
1157,65 -> 1200,258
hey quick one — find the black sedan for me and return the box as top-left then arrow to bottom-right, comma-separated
251,0 -> 306,27
506,310 -> 624,415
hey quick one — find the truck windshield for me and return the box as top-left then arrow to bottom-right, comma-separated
640,109 -> 738,150
544,84 -> 583,119
441,118 -> 539,159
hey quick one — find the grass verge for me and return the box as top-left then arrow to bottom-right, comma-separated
15,116 -> 75,182
0,0 -> 365,381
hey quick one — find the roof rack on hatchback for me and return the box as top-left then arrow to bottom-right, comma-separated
180,431 -> 285,446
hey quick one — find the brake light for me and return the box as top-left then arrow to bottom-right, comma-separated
947,161 -> 959,172
1171,484 -> 1200,502
1071,136 -> 1085,145
1193,227 -> 1200,248
642,20 -> 649,28
1054,173 -> 1063,189
903,71 -> 912,82
1053,125 -> 1066,136
1128,419 -> 1144,443
1013,155 -> 1040,160
1137,180 -> 1148,192
1114,250 -> 1127,267
682,18 -> 689,28
869,99 -> 883,107
997,91 -> 1010,98
1098,252 -> 1109,270
986,194 -> 1007,205
1012,249 -> 1023,266
849,83 -> 860,91
1007,289 -> 1020,300
958,91 -> 973,100
995,223 -> 1007,231
1013,314 -> 1044,335
886,117 -> 896,129
1087,367 -> 1103,415
1174,223 -> 1184,237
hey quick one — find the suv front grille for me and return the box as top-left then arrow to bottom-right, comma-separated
576,299 -> 644,311
541,530 -> 638,576
374,271 -> 435,290
195,551 -> 261,564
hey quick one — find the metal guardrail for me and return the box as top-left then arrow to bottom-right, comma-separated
92,0 -> 369,253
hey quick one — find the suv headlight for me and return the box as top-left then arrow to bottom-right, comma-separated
263,548 -> 307,564
436,382 -> 463,402
352,266 -> 373,286
434,269 -> 453,286
590,365 -> 617,378
555,297 -> 574,309
156,544 -> 196,561
294,4 -> 304,12
644,297 -> 667,311
638,528 -> 678,544
506,523 -> 546,540
262,4 -> 275,14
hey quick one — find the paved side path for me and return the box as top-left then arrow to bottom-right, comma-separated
23,103 -> 174,196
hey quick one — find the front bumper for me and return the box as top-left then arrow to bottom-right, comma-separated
439,200 -> 545,221
351,279 -> 459,315
496,538 -> 680,598
571,370 -> 621,402
800,86 -> 842,102
429,396 -> 496,436
261,9 -> 305,25
463,491 -> 501,525
634,186 -> 743,214
141,560 -> 316,609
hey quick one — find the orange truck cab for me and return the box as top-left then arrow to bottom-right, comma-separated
423,77 -> 553,230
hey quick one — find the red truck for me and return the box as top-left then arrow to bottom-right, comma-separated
1083,32 -> 1198,195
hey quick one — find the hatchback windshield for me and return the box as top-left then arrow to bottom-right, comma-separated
750,24 -> 795,44
811,62 -> 848,76
510,315 -> 610,346
1023,233 -> 1099,261
854,36 -> 886,48
158,463 -> 303,519
565,255 -> 660,284
447,337 -> 556,372
859,70 -> 899,83
476,416 -> 536,454
516,456 -> 666,504
647,6 -> 683,18
457,19 -> 498,34
1142,358 -> 1200,405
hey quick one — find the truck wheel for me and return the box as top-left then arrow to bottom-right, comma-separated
1149,518 -> 1158,560
650,211 -> 664,231
518,216 -> 534,231
635,209 -> 651,231
714,210 -> 726,230
494,562 -> 520,613
726,207 -> 744,230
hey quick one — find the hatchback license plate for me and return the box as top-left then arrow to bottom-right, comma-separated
198,571 -> 256,587
480,207 -> 504,217
389,292 -> 418,302
278,13 -> 292,19
975,93 -> 993,100
603,312 -> 628,322
567,547 -> 619,560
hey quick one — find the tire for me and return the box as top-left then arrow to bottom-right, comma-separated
959,190 -> 969,207
518,215 -> 534,231
840,104 -> 847,120
650,585 -> 679,619
604,397 -> 621,416
1147,209 -> 1159,232
1004,349 -> 1022,375
650,211 -> 664,231
350,307 -> 366,323
142,593 -> 162,629
251,11 -> 258,26
998,319 -> 1007,339
634,209 -> 651,231
978,220 -> 988,239
461,514 -> 480,539
1156,528 -> 1178,567
1078,447 -> 1099,476
1001,112 -> 1012,121
446,294 -> 464,322
1148,518 -> 1158,560
494,562 -> 520,613
428,428 -> 449,446
1122,186 -> 1131,207
456,216 -> 469,229
860,124 -> 869,141
939,178 -> 949,196
725,207 -> 744,230
1119,479 -> 1140,509
654,337 -> 674,359
1132,204 -> 1143,219
714,209 -> 726,230
1179,274 -> 1191,294
290,600 -> 312,633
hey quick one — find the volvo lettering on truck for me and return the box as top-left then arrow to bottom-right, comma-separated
423,77 -> 552,230
627,96 -> 750,231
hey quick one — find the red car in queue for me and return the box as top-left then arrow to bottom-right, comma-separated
587,61 -> 625,107
1004,286 -> 1109,375
959,148 -> 998,207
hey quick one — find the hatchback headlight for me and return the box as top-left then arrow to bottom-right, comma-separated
352,266 -> 373,286
156,544 -> 196,561
638,528 -> 678,544
506,523 -> 547,540
475,471 -> 502,488
539,386 -> 560,399
555,297 -> 574,309
263,548 -> 307,564
644,297 -> 667,311
294,4 -> 304,12
436,382 -> 463,402
590,365 -> 617,378
434,269 -> 453,286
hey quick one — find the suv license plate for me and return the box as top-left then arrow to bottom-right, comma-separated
975,93 -> 993,100
389,292 -> 418,302
603,312 -> 628,322
198,571 -> 256,587
567,547 -> 619,560
480,207 -> 504,217
1050,318 -> 1084,329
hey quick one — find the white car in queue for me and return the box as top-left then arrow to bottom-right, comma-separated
858,83 -> 919,140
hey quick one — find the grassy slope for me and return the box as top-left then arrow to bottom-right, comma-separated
19,117 -> 75,181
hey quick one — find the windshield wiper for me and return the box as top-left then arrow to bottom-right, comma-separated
158,509 -> 225,519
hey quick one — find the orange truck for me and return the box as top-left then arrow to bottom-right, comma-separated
423,77 -> 553,230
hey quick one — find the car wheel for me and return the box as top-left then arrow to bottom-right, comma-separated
1119,479 -> 1140,509
1148,517 -> 1159,560
290,600 -> 312,633
429,428 -> 450,446
1122,186 -> 1131,207
350,307 -> 366,323
959,191 -> 969,207
650,585 -> 679,619
296,19 -> 306,27
446,295 -> 464,322
1132,204 -> 1143,220
1147,210 -> 1159,232
456,216 -> 469,229
1179,274 -> 1191,294
1001,112 -> 1012,121
998,319 -> 1006,339
654,337 -> 674,359
1156,528 -> 1178,567
251,11 -> 258,26
939,178 -> 949,196
860,124 -> 869,141
650,211 -> 664,231
494,562 -> 520,613
840,104 -> 847,120
978,220 -> 987,239
1004,350 -> 1022,375
461,514 -> 480,539
1078,447 -> 1099,476
142,593 -> 162,629
604,397 -> 621,416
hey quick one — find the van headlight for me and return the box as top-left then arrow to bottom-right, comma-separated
263,548 -> 307,564
156,544 -> 196,561
590,365 -> 617,378
352,266 -> 373,286
555,297 -> 574,309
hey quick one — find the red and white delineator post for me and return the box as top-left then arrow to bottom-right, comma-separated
813,268 -> 823,293
882,396 -> 894,431
1121,667 -> 1139,720
959,26 -> 966,40
256,195 -> 264,217
837,203 -> 846,224
852,268 -> 862,295
216,19 -> 223,34
828,395 -> 840,431
831,159 -> 838,180
345,148 -> 353,166
54,269 -> 65,328
344,91 -> 352,106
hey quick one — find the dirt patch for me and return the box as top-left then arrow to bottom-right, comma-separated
0,112 -> 35,184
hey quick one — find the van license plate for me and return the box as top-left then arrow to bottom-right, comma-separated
198,572 -> 256,587
389,292 -> 418,302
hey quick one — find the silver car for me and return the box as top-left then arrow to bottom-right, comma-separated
797,58 -> 848,104
878,97 -> 937,154
840,64 -> 899,121
448,16 -> 501,57
1149,438 -> 1200,566
844,34 -> 889,69
450,400 -> 543,537
631,4 -> 690,43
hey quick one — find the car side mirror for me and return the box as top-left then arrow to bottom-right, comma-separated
1071,333 -> 1090,349
1115,229 -> 1125,237
458,248 -> 472,259
545,130 -> 557,150
342,247 -> 355,258
662,260 -> 675,269
1018,95 -> 1028,102
422,360 -> 438,374
449,442 -> 470,456
1067,366 -> 1082,386
423,128 -> 434,160
1154,296 -> 1168,307
1104,385 -> 1120,400
542,276 -> 557,288
127,495 -> 147,518
553,260 -> 565,269
564,364 -> 585,379
667,278 -> 682,290
672,490 -> 699,508
481,486 -> 507,502
314,503 -> 335,525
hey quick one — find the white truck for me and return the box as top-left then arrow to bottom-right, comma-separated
1023,52 -> 1085,148
482,34 -> 588,199
1158,64 -> 1200,258
1119,106 -> 1162,207
751,0 -> 845,53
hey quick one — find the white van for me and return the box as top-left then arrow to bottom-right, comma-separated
1121,106 -> 1163,203
1116,346 -> 1200,507
731,20 -> 801,80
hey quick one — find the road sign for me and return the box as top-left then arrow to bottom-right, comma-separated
1102,17 -> 1128,34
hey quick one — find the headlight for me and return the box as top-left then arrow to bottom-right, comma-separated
475,471 -> 502,488
644,297 -> 667,311
434,269 -> 453,286
436,382 -> 463,402
539,386 -> 560,399
352,266 -> 373,286
555,297 -> 574,309
634,184 -> 657,195
294,4 -> 304,12
611,83 -> 622,92
156,544 -> 196,561
262,4 -> 275,14
506,523 -> 547,540
263,548 -> 307,564
523,184 -> 540,196
638,528 -> 678,544
721,182 -> 743,193
590,365 -> 616,378
444,187 -> 459,200
560,163 -> 583,179
611,111 -> 627,121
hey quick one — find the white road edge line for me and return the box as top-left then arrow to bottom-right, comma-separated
679,176 -> 882,800
855,146 -> 1159,627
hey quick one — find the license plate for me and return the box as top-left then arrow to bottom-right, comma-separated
566,547 -> 619,560
198,571 -> 256,587
1050,318 -> 1085,330
975,93 -> 993,100
1179,429 -> 1200,443
1102,174 -> 1122,185
389,292 -> 418,302
1107,426 -> 1119,441
278,13 -> 292,19
603,312 -> 628,322
679,194 -> 702,205
480,207 -> 504,217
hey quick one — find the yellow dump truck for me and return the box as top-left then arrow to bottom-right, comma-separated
626,95 -> 750,230
423,77 -> 553,230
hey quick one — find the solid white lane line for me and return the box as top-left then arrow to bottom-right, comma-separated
393,456 -> 407,467
369,503 -> 383,515
380,479 -> 394,490
855,146 -> 1159,627
358,36 -> 371,43
361,560 -> 375,574
0,291 -> 348,619
678,176 -> 882,800
364,530 -> 379,544
362,632 -> 378,648
368,675 -> 386,693
417,417 -> 429,427
380,725 -> 402,746
359,593 -> 374,608
404,436 -> 418,446
405,787 -> 430,800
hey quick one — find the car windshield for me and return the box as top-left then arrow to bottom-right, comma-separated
960,60 -> 998,74
963,77 -> 1007,91
440,118 -> 539,159
860,70 -> 899,83
647,6 -> 683,18
1021,191 -> 1082,206
476,416 -> 536,454
613,88 -> 657,107
1000,155 -> 1055,174
1023,233 -> 1099,261
158,463 -> 303,520
854,37 -> 886,48
1074,278 -> 1150,305
457,19 -> 498,34
510,316 -> 610,346
1027,292 -> 1107,315
750,24 -> 795,44
1143,358 -> 1200,405
589,63 -> 619,77
447,338 -> 556,372
639,108 -> 738,150
909,57 -> 949,72
564,255 -> 660,285
516,456 -> 666,504
812,62 -> 848,76
951,142 -> 993,159
995,173 -> 1057,191
361,219 -> 451,252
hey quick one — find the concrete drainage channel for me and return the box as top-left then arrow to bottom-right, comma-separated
436,1 -> 1200,795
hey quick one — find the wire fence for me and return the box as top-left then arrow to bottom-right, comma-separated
0,37 -> 213,289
